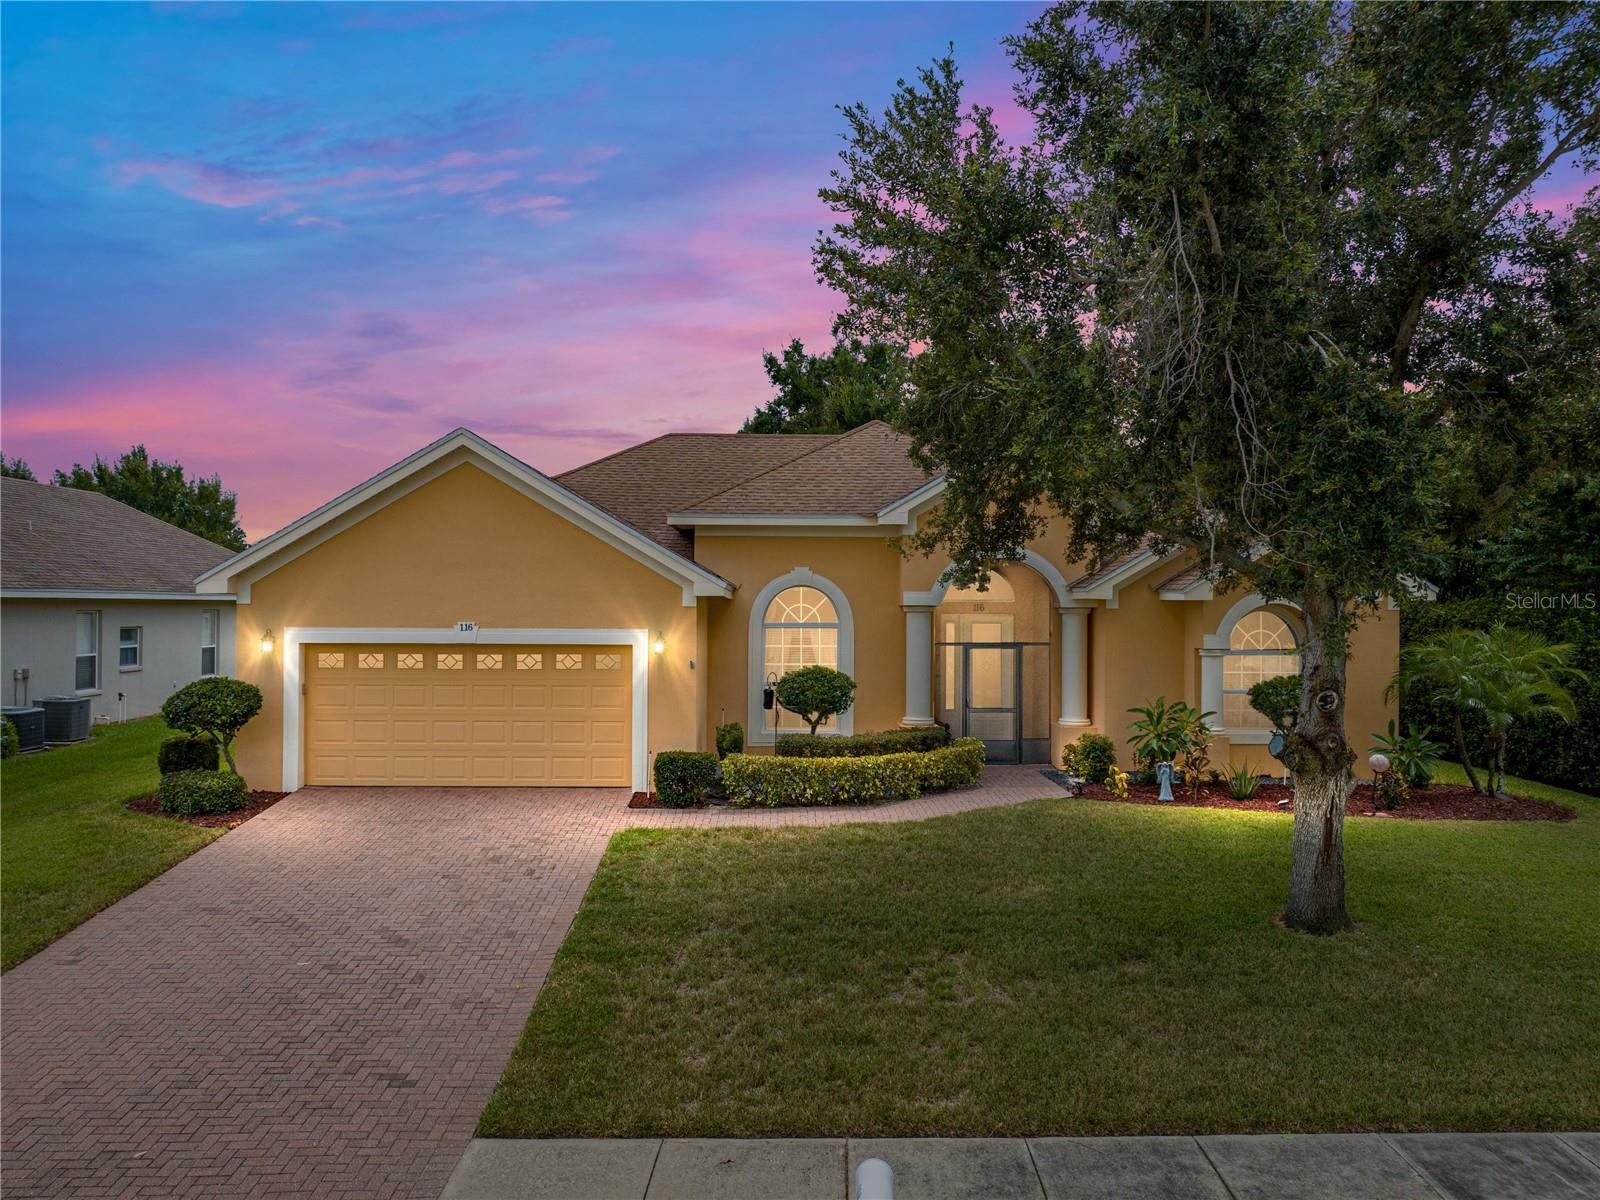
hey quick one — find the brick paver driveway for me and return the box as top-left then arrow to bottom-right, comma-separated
1,767 -> 1050,1199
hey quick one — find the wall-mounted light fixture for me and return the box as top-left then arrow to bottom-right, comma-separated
259,628 -> 276,654
651,631 -> 666,656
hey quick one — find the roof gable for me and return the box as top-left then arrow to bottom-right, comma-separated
1,477 -> 233,594
196,430 -> 733,605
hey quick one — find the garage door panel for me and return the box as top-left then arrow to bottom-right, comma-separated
305,642 -> 631,787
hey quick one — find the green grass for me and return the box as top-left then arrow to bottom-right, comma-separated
481,767 -> 1600,1138
1,718 -> 221,971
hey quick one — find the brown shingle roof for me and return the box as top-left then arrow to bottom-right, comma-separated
681,422 -> 932,516
1,477 -> 233,593
557,422 -> 935,556
1068,542 -> 1155,589
1153,561 -> 1208,593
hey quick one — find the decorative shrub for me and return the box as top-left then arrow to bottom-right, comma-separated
723,737 -> 985,808
1105,765 -> 1129,798
776,726 -> 949,758
715,722 -> 745,759
1061,732 -> 1116,783
654,750 -> 718,808
1,717 -> 17,760
1127,697 -> 1213,770
773,665 -> 857,734
1374,770 -> 1410,812
1228,762 -> 1262,800
158,769 -> 249,816
158,733 -> 219,775
1247,674 -> 1302,733
160,677 -> 263,781
1368,720 -> 1443,787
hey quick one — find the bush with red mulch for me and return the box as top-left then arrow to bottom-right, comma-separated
127,790 -> 289,829
1075,778 -> 1574,822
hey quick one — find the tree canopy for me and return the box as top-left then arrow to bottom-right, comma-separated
815,1 -> 1598,932
53,445 -> 247,551
2,456 -> 36,480
742,337 -> 909,434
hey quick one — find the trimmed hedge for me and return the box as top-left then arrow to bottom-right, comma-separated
1061,732 -> 1116,783
654,750 -> 718,808
723,737 -> 985,808
775,726 -> 950,759
158,769 -> 249,816
1,717 -> 17,760
158,733 -> 219,775
715,722 -> 745,759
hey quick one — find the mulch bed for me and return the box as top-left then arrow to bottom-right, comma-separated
1072,778 -> 1574,822
628,791 -> 658,808
127,790 -> 290,829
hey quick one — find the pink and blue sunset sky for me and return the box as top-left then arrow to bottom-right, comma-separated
3,2 -> 1591,539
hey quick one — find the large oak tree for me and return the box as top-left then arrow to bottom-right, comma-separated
816,1 -> 1598,932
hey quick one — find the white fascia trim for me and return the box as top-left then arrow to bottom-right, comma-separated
1,589 -> 238,602
874,476 -> 947,525
197,429 -> 731,604
745,568 -> 856,746
1158,579 -> 1215,602
1067,549 -> 1184,609
281,626 -> 650,793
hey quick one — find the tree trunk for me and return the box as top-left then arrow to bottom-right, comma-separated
1283,587 -> 1356,935
217,734 -> 241,780
1452,714 -> 1483,793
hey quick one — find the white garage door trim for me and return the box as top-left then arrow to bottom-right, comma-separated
282,627 -> 649,792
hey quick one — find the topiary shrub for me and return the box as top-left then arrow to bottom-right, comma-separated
158,733 -> 219,775
773,665 -> 857,735
158,769 -> 249,816
654,750 -> 718,808
1248,674 -> 1303,735
1061,732 -> 1116,783
160,677 -> 263,783
723,738 -> 984,808
1,717 -> 17,760
775,726 -> 949,758
715,722 -> 745,759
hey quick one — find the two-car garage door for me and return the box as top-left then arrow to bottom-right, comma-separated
303,644 -> 631,787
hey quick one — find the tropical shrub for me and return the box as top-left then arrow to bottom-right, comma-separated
1127,697 -> 1212,771
773,665 -> 857,735
776,726 -> 948,758
715,722 -> 745,759
158,733 -> 219,775
722,738 -> 984,807
653,751 -> 718,808
160,677 -> 263,782
1396,626 -> 1583,795
158,769 -> 249,816
1374,770 -> 1410,812
1,717 -> 17,760
1105,764 -> 1129,798
1227,763 -> 1261,801
1368,720 -> 1443,787
1061,732 -> 1116,783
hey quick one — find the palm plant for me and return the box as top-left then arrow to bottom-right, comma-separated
1127,698 -> 1213,774
1396,628 -> 1582,796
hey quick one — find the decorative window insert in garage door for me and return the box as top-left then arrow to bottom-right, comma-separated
302,644 -> 631,787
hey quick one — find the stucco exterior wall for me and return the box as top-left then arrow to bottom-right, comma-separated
227,464 -> 702,790
1,598 -> 235,723
691,533 -> 906,746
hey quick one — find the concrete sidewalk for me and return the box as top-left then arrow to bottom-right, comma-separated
444,1132 -> 1600,1200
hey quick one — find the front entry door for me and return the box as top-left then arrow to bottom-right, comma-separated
962,639 -> 1023,764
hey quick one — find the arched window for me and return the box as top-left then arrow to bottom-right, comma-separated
1223,609 -> 1300,731
760,586 -> 840,731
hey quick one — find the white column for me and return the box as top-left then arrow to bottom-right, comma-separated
902,605 -> 935,726
1199,646 -> 1227,731
1057,606 -> 1092,726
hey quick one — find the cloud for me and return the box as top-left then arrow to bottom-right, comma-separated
113,156 -> 284,208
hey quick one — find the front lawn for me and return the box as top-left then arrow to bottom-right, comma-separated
1,718 -> 221,970
480,764 -> 1600,1138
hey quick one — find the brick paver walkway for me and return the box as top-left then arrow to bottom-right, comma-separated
1,766 -> 1055,1199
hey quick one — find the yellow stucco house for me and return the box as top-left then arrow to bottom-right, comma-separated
198,424 -> 1400,793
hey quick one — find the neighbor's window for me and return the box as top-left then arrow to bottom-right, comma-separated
1223,609 -> 1299,730
761,586 -> 839,731
200,610 -> 219,676
75,611 -> 100,691
119,626 -> 142,670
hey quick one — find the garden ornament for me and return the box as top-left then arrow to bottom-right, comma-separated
1369,753 -> 1390,775
1155,760 -> 1175,802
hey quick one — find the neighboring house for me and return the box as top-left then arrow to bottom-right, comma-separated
199,425 -> 1402,794
1,477 -> 236,723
